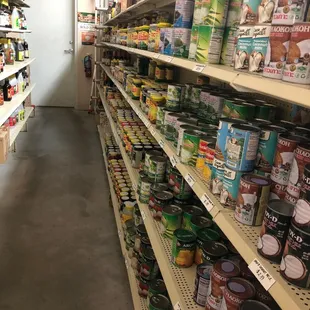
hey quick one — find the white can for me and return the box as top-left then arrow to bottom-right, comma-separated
282,23 -> 310,85
263,25 -> 292,79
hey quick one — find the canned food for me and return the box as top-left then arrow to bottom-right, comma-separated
258,200 -> 294,263
140,247 -> 159,280
226,124 -> 261,171
151,191 -> 174,221
240,300 -> 271,310
149,183 -> 169,210
196,135 -> 216,171
144,150 -> 162,173
210,158 -> 225,195
181,130 -> 202,166
280,223 -> 310,288
166,84 -> 184,111
134,224 -> 147,254
177,124 -> 199,156
182,205 -> 204,230
138,275 -> 150,298
149,294 -> 171,310
148,156 -> 167,183
190,215 -> 213,234
202,240 -> 229,264
164,112 -> 183,141
253,281 -> 279,309
161,205 -> 183,239
235,174 -> 271,226
168,167 -> 193,200
203,143 -> 216,183
147,279 -> 167,307
171,228 -> 196,268
193,263 -> 213,306
139,176 -> 152,203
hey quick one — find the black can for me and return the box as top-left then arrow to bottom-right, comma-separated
151,191 -> 174,221
280,223 -> 310,288
149,294 -> 171,310
202,240 -> 228,263
257,200 -> 294,263
240,300 -> 271,310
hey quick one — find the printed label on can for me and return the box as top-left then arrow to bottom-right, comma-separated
235,26 -> 254,70
240,0 -> 267,24
174,0 -> 195,28
181,131 -> 200,166
269,180 -> 287,200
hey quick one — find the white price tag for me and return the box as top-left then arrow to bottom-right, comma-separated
192,64 -> 206,73
125,259 -> 129,269
248,258 -> 276,291
153,53 -> 160,59
170,155 -> 179,167
201,193 -> 214,212
165,56 -> 173,63
185,173 -> 196,188
141,210 -> 146,221
145,121 -> 151,128
118,229 -> 122,238
150,127 -> 156,137
132,183 -> 137,192
174,301 -> 181,310
159,140 -> 165,149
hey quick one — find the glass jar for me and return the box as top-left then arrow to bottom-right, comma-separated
131,78 -> 142,100
148,92 -> 165,124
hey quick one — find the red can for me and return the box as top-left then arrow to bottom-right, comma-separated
269,180 -> 287,200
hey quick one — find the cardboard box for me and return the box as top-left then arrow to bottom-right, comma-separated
0,126 -> 9,164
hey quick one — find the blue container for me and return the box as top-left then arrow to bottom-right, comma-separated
226,124 -> 260,171
173,0 -> 195,29
215,118 -> 247,161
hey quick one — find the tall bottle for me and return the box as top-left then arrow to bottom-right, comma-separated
17,70 -> 24,93
4,39 -> 15,65
23,40 -> 29,58
11,7 -> 19,29
0,44 -> 4,73
14,39 -> 24,62
3,79 -> 12,101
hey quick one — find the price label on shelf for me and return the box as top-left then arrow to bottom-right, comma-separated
185,173 -> 196,188
150,127 -> 156,137
141,210 -> 147,221
170,155 -> 179,167
132,183 -> 137,192
174,302 -> 181,310
201,193 -> 214,212
159,140 -> 165,149
192,64 -> 205,73
145,121 -> 151,128
125,259 -> 129,269
165,56 -> 173,63
118,229 -> 122,238
248,258 -> 276,291
153,53 -> 160,59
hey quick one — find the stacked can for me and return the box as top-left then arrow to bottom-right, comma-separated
219,123 -> 261,209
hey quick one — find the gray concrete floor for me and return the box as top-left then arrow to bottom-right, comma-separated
0,107 -> 133,310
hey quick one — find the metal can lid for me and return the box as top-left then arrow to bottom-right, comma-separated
183,205 -> 204,217
155,191 -> 174,201
173,228 -> 196,243
202,240 -> 228,257
268,199 -> 295,217
191,215 -> 213,228
162,204 -> 183,216
197,262 -> 213,279
150,294 -> 171,310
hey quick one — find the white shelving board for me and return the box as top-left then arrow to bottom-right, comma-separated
9,106 -> 33,147
100,64 -> 310,310
0,27 -> 32,33
0,58 -> 35,82
102,42 -> 310,109
98,125 -> 148,310
0,83 -> 35,127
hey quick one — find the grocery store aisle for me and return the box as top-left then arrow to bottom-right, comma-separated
0,108 -> 133,310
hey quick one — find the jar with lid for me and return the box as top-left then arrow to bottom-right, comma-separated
155,62 -> 166,82
140,85 -> 152,110
148,92 -> 165,124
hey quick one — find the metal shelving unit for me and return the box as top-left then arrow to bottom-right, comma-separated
99,64 -> 310,310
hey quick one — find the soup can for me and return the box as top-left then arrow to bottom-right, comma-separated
226,124 -> 261,171
149,183 -> 169,210
144,150 -> 162,173
257,200 -> 294,263
193,263 -> 213,306
235,174 -> 271,226
280,223 -> 310,288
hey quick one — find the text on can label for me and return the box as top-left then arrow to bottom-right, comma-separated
248,258 -> 276,291
193,64 -> 205,73
185,173 -> 196,187
201,193 -> 214,212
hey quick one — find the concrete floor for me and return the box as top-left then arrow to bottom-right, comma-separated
0,108 -> 133,310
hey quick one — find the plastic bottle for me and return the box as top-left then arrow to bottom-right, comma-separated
23,40 -> 29,58
4,39 -> 15,65
3,79 -> 12,101
17,71 -> 24,93
14,39 -> 24,61
11,7 -> 19,29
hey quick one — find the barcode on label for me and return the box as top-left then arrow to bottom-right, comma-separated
248,258 -> 276,291
193,64 -> 205,73
153,53 -> 160,59
166,56 -> 173,63
141,210 -> 146,221
170,155 -> 178,167
201,193 -> 214,212
174,302 -> 181,310
185,173 -> 196,187
159,140 -> 165,149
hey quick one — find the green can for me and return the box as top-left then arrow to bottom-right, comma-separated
229,102 -> 256,120
190,215 -> 213,234
181,130 -> 202,166
190,86 -> 202,112
171,228 -> 197,268
139,176 -> 152,203
161,205 -> 183,239
168,168 -> 193,200
149,294 -> 171,310
156,106 -> 166,131
184,83 -> 194,108
255,103 -> 277,121
194,228 -> 221,264
183,205 -> 204,230
166,84 -> 184,111
148,156 -> 167,183
147,279 -> 167,307
164,112 -> 183,141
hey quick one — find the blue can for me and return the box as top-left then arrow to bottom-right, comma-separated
210,158 -> 225,195
220,165 -> 249,209
215,118 -> 247,161
173,0 -> 195,29
226,124 -> 260,171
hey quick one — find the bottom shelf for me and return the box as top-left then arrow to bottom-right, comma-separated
97,125 -> 147,310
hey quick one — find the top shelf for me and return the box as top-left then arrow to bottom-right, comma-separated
104,0 -> 175,25
102,42 -> 310,109
0,27 -> 31,33
10,0 -> 30,8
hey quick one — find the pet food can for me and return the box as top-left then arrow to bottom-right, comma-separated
171,228 -> 197,268
280,223 -> 310,288
144,150 -> 162,173
235,174 -> 271,226
161,205 -> 183,239
293,163 -> 310,232
183,205 -> 204,230
269,180 -> 287,200
210,158 -> 225,195
174,0 -> 195,28
181,130 -> 202,166
147,279 -> 167,307
167,84 -> 185,111
151,191 -> 174,221
257,200 -> 294,263
249,25 -> 272,73
256,125 -> 287,173
190,215 -> 213,234
202,240 -> 229,264
149,294 -> 171,310
216,117 -> 247,160
220,165 -> 247,209
226,124 -> 261,171
206,259 -> 240,310
271,134 -> 307,185
193,263 -> 213,306
287,143 -> 310,198
221,278 -> 256,310
263,25 -> 292,79
195,228 -> 221,264
283,23 -> 310,84
234,26 -> 254,70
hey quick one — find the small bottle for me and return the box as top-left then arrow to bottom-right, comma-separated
14,39 -> 24,61
3,79 -> 12,101
17,71 -> 24,93
23,40 -> 29,58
